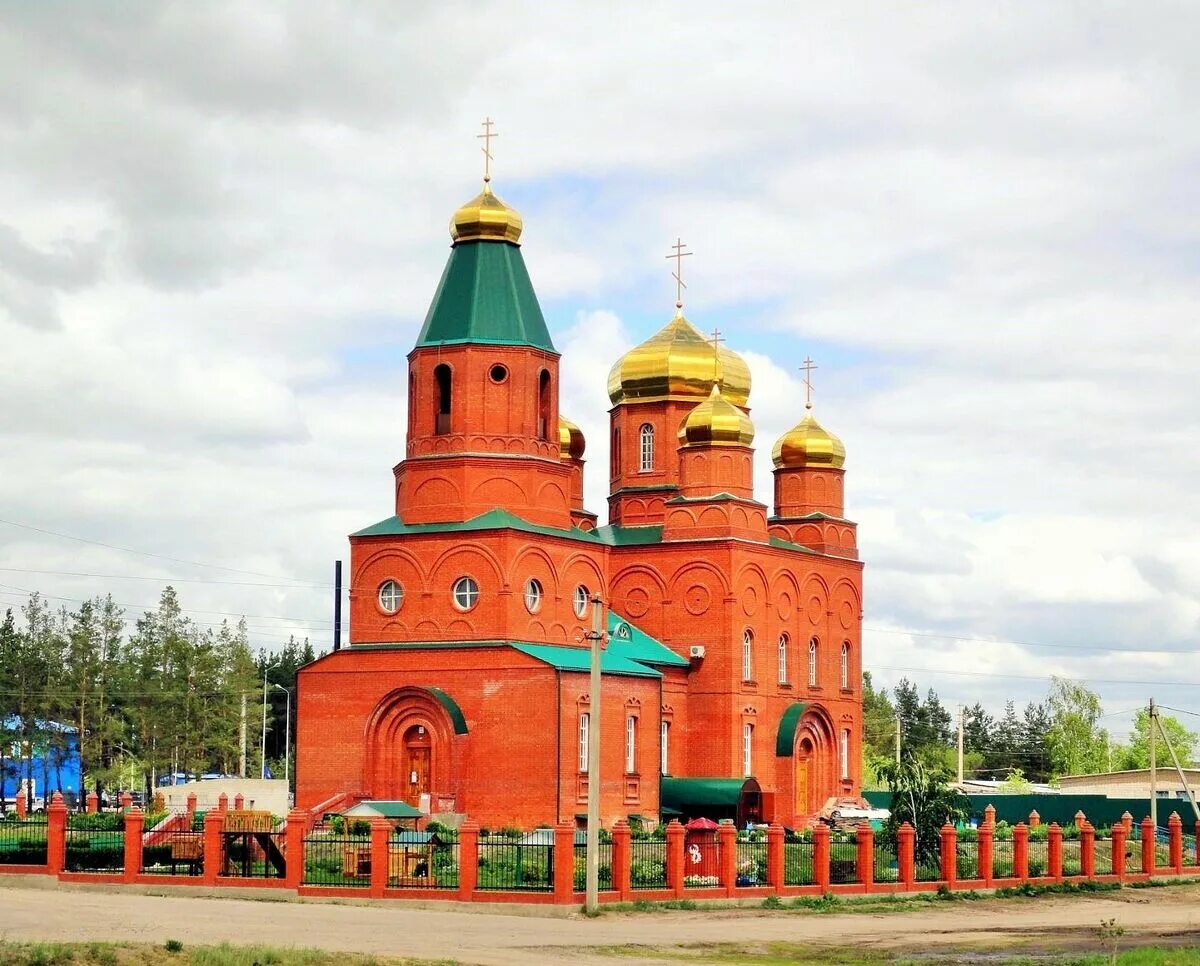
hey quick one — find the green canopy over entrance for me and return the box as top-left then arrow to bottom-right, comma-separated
659,777 -> 762,825
775,702 -> 809,757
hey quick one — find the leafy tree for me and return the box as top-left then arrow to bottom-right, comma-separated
1115,709 -> 1197,770
1019,702 -> 1053,783
1046,677 -> 1108,777
998,768 -> 1034,793
876,751 -> 967,866
862,671 -> 896,761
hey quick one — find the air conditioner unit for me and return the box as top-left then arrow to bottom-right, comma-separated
689,645 -> 706,660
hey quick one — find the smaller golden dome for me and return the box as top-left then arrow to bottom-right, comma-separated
772,408 -> 845,468
678,384 -> 755,448
450,183 -> 523,244
558,415 -> 586,460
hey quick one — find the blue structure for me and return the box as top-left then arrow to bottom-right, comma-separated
1,716 -> 82,808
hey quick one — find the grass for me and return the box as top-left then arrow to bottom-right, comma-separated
0,941 -> 458,966
582,944 -> 1200,965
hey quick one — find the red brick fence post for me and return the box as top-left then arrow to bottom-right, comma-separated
813,823 -> 830,892
46,792 -> 67,875
553,822 -> 575,902
1047,823 -> 1063,880
457,823 -> 478,900
202,809 -> 223,885
1080,820 -> 1095,879
284,808 -> 306,890
1169,812 -> 1183,873
85,791 -> 98,815
939,823 -> 957,887
1141,817 -> 1155,875
856,822 -> 874,888
766,823 -> 784,891
1013,822 -> 1029,881
665,820 -> 685,897
123,807 -> 143,882
979,808 -> 994,886
1111,821 -> 1127,879
896,822 -> 915,889
718,822 -> 737,895
611,820 -> 631,898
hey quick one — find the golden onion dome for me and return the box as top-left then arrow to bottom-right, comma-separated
772,407 -> 846,469
606,312 -> 751,406
558,415 -> 586,460
678,384 -> 755,448
449,182 -> 523,244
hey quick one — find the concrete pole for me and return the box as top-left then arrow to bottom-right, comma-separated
1155,712 -> 1200,823
957,705 -> 965,785
895,715 -> 902,764
239,693 -> 247,779
1150,698 -> 1157,832
585,593 -> 606,914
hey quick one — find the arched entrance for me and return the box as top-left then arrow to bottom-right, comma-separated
401,724 -> 432,807
795,736 -> 815,817
777,702 -> 836,822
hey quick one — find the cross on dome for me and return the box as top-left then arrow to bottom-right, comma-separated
665,238 -> 692,312
799,356 -> 818,410
477,117 -> 498,184
707,327 -> 725,383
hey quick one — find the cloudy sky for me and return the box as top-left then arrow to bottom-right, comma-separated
1,1 -> 1197,747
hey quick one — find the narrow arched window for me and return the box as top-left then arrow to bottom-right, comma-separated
840,728 -> 850,780
639,423 -> 655,472
742,723 -> 754,777
742,630 -> 753,682
611,426 -> 621,477
625,715 -> 637,773
578,713 -> 589,772
434,364 -> 452,435
808,637 -> 818,687
537,369 -> 551,440
778,634 -> 789,684
660,720 -> 670,775
841,641 -> 850,690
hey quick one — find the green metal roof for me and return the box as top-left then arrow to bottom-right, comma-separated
510,642 -> 662,678
426,687 -> 469,735
416,241 -> 555,352
348,800 -> 424,819
352,508 -> 664,550
775,702 -> 809,756
591,524 -> 664,546
660,777 -> 759,812
608,612 -> 688,667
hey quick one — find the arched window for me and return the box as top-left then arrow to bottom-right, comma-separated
611,426 -> 621,477
573,584 -> 590,619
434,364 -> 452,435
742,630 -> 754,682
639,423 -> 655,472
625,715 -> 637,773
377,580 -> 403,615
840,728 -> 850,780
578,713 -> 589,772
537,369 -> 551,440
778,634 -> 789,684
808,637 -> 818,687
660,720 -> 670,775
452,576 -> 479,611
524,579 -> 543,614
841,642 -> 850,690
742,723 -> 754,777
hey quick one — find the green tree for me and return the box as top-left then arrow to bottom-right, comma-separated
862,671 -> 896,762
876,751 -> 967,866
1115,709 -> 1197,770
1046,677 -> 1108,777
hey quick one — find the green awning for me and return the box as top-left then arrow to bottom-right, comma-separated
349,800 -> 423,819
776,702 -> 809,757
426,687 -> 469,735
660,777 -> 758,813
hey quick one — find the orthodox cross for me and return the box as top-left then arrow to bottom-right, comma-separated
799,356 -> 817,409
707,327 -> 725,383
665,237 -> 692,310
477,117 -> 498,183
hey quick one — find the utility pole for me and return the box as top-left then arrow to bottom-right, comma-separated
1154,710 -> 1200,823
584,593 -> 606,915
239,693 -> 247,779
895,715 -> 902,764
957,705 -> 965,785
1150,697 -> 1157,831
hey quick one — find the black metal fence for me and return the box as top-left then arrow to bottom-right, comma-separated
221,831 -> 286,879
993,836 -> 1015,879
142,828 -> 204,876
64,822 -> 125,873
629,839 -> 668,890
476,839 -> 552,891
829,836 -> 858,884
783,840 -> 814,885
0,817 -> 48,865
956,839 -> 979,880
392,837 -> 459,889
735,837 -> 768,887
302,835 -> 370,888
572,843 -> 613,891
873,840 -> 898,883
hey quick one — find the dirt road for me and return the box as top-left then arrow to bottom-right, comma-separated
2,880 -> 1199,964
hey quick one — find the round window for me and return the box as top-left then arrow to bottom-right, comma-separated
524,578 -> 543,614
489,364 -> 509,384
377,580 -> 403,615
573,584 -> 590,618
452,576 -> 480,612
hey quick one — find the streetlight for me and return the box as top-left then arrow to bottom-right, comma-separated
271,683 -> 291,788
261,660 -> 278,780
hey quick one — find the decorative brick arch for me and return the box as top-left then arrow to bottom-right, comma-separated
777,703 -> 836,822
363,686 -> 466,803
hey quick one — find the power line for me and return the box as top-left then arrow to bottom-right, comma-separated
864,625 -> 1193,656
0,567 -> 329,590
873,663 -> 1200,688
0,517 -> 331,585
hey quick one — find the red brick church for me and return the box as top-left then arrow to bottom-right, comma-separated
296,163 -> 864,830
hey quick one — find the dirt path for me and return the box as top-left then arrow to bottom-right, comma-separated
1,881 -> 1199,964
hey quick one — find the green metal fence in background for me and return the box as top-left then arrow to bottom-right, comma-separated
0,817 -> 48,865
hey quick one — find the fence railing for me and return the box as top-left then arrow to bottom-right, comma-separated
873,839 -> 898,883
629,839 -> 668,890
957,839 -> 980,880
783,839 -> 815,885
64,821 -> 125,873
220,830 -> 286,879
476,839 -> 552,892
572,842 -> 613,891
993,836 -> 1015,879
392,837 -> 459,889
736,838 -> 768,887
302,835 -> 370,888
0,818 -> 49,865
142,829 -> 204,877
829,836 -> 858,884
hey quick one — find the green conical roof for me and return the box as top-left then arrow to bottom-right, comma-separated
415,240 -> 556,352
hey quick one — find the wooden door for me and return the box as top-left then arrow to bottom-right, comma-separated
402,725 -> 432,807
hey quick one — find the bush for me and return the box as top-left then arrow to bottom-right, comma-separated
349,819 -> 371,837
958,827 -> 978,843
67,813 -> 123,831
1028,825 -> 1048,843
329,815 -> 345,835
651,824 -> 666,841
497,826 -> 522,840
630,857 -> 667,886
994,820 -> 1012,840
1062,823 -> 1081,841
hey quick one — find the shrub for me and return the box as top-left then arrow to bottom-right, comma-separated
349,819 -> 371,837
1028,825 -> 1048,843
1061,823 -> 1081,841
67,813 -> 123,831
497,826 -> 522,840
329,815 -> 345,835
651,824 -> 666,841
762,894 -> 783,909
630,857 -> 667,886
